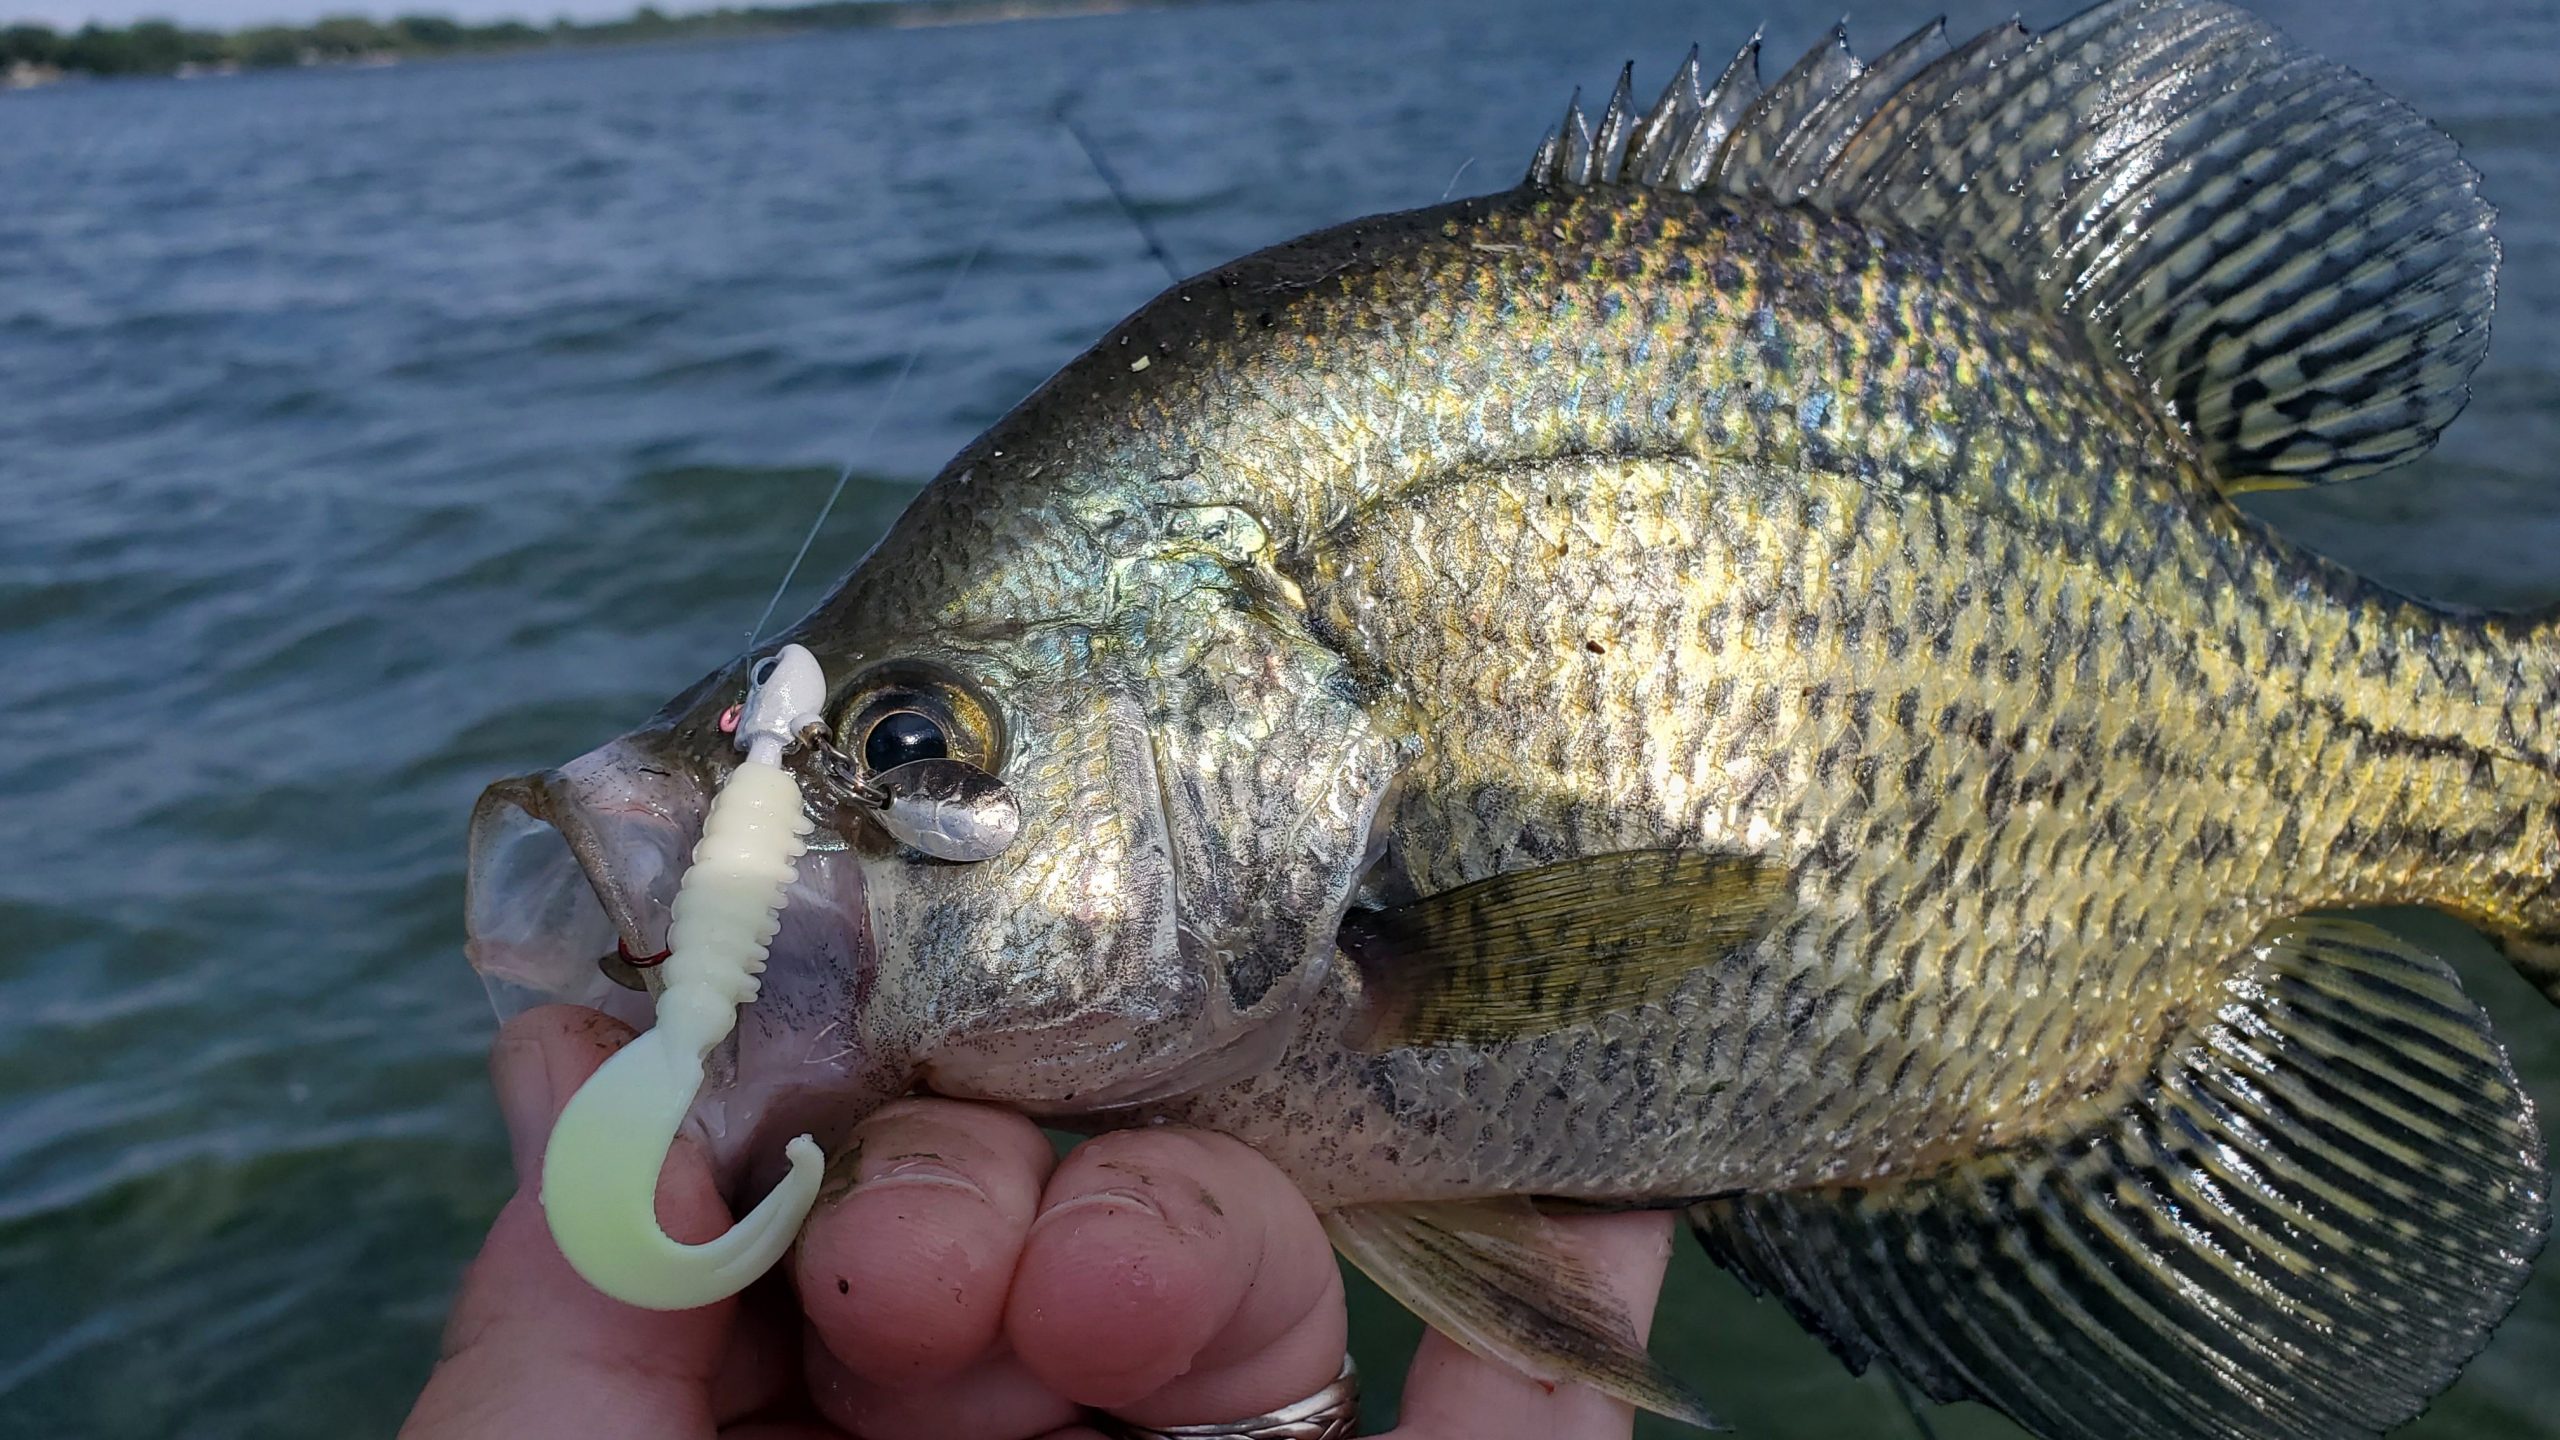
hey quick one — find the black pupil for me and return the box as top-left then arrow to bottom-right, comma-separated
863,710 -> 946,772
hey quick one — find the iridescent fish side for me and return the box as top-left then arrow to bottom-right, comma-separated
464,2 -> 2556,1436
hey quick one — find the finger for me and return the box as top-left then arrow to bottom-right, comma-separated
1389,1209 -> 1677,1440
1005,1129 -> 1346,1426
710,1275 -> 805,1426
401,1005 -> 737,1440
793,1096 -> 1058,1387
804,1328 -> 1081,1440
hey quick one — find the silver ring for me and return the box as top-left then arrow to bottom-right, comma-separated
1090,1356 -> 1359,1440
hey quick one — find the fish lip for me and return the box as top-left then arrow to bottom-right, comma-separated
464,740 -> 890,1186
462,748 -> 697,1029
466,739 -> 704,988
470,771 -> 659,961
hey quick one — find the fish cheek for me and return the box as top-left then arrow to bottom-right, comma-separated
887,609 -> 1405,1111
1141,600 -> 1409,1046
872,678 -> 1203,1106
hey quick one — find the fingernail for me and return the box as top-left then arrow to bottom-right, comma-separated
1030,1187 -> 1164,1233
858,1155 -> 990,1202
494,1033 -> 559,1183
815,1137 -> 868,1210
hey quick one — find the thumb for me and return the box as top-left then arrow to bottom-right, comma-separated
401,1005 -> 736,1440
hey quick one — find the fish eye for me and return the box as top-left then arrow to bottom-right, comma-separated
862,709 -> 947,773
827,662 -> 1003,780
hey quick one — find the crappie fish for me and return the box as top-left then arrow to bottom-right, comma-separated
463,1 -> 2560,1434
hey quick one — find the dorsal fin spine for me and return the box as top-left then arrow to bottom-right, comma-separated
1671,36 -> 1764,192
1764,18 -> 1950,201
1525,127 -> 1562,188
1627,46 -> 1703,188
1524,0 -> 2497,492
1709,24 -> 1860,195
1593,64 -> 1636,186
1818,20 -> 2030,213
1559,88 -> 1593,186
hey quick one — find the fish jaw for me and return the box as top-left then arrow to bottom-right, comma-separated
464,740 -> 698,1028
464,736 -> 901,1189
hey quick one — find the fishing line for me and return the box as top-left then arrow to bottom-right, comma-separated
1057,98 -> 1187,286
753,94 -> 1179,651
746,237 -> 987,649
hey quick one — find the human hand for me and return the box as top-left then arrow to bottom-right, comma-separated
402,1005 -> 1680,1440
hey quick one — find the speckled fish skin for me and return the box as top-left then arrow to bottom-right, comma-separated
752,179 -> 2554,1205
634,4 -> 2552,1184
468,1 -> 2558,1430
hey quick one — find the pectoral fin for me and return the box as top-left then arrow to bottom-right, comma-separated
1692,916 -> 2549,1440
1339,849 -> 1788,1051
1324,1199 -> 1722,1429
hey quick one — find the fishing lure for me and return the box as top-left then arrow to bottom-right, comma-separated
537,645 -> 830,1310
536,640 -> 1024,1307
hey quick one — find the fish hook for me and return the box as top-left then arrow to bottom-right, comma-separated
538,645 -> 832,1309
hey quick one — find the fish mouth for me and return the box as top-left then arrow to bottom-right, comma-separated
464,737 -> 883,1187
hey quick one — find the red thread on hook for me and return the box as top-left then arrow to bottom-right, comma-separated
618,938 -> 673,969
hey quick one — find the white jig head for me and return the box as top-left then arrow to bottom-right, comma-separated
734,643 -> 827,767
538,643 -> 830,1310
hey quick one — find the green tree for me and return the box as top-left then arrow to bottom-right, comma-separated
59,23 -> 139,74
230,26 -> 306,67
124,20 -> 190,72
393,14 -> 463,48
305,14 -> 387,56
2,23 -> 62,67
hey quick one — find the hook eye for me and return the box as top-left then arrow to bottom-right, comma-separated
866,757 -> 1021,861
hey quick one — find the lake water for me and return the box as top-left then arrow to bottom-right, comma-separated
4,0 -> 2558,1435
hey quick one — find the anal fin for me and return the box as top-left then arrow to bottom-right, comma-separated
1325,1198 -> 1723,1430
1691,917 -> 2549,1440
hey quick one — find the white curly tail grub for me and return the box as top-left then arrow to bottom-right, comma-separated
539,645 -> 828,1310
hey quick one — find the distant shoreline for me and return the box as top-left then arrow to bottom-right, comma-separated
1,0 -> 1220,89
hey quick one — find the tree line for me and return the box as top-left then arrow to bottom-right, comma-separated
1,1 -> 1127,78
4,14 -> 535,74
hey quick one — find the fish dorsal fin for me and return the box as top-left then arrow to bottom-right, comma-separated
1529,0 -> 2498,491
1690,917 -> 2548,1440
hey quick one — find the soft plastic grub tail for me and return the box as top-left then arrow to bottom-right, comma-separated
539,645 -> 829,1310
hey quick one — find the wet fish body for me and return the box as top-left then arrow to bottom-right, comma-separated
1120,182 -> 2555,1202
467,3 -> 2559,1436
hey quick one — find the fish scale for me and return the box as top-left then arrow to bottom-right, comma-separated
1095,137 -> 2543,1416
1114,191 -> 2517,1193
1100,207 -> 2304,1127
471,3 -> 2560,1433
